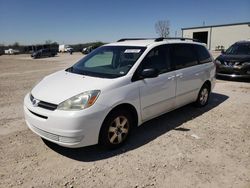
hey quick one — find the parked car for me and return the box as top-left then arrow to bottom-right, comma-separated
64,47 -> 73,53
82,43 -> 103,54
31,49 -> 57,59
68,48 -> 73,54
5,48 -> 19,55
215,40 -> 250,78
59,44 -> 73,53
0,48 -> 4,56
82,46 -> 93,54
24,38 -> 216,149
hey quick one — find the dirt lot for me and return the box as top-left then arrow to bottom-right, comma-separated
0,54 -> 250,188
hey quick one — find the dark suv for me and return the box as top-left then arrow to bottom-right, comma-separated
0,48 -> 4,56
31,49 -> 57,59
215,41 -> 250,78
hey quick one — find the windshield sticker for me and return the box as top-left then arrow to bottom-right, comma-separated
124,49 -> 141,53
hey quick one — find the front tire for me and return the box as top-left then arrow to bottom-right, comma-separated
195,83 -> 210,107
99,109 -> 132,149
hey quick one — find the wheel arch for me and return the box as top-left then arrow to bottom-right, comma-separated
203,80 -> 211,92
105,103 -> 139,128
98,103 -> 139,145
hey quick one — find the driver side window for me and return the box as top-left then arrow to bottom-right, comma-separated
140,45 -> 171,74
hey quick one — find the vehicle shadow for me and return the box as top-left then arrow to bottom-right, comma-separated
43,92 -> 229,162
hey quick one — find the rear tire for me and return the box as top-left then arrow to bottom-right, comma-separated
99,109 -> 132,149
195,83 -> 210,107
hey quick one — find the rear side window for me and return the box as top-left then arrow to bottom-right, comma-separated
170,44 -> 198,69
194,45 -> 212,64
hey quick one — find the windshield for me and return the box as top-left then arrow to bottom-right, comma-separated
67,46 -> 146,78
225,43 -> 250,55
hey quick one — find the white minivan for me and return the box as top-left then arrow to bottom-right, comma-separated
24,38 -> 216,149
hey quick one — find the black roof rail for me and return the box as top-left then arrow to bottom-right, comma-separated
117,38 -> 154,42
155,37 -> 201,42
117,37 -> 202,43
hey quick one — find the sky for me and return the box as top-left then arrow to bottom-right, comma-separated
0,0 -> 249,45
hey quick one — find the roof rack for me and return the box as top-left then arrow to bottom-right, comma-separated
117,38 -> 154,42
154,37 -> 201,42
117,37 -> 201,43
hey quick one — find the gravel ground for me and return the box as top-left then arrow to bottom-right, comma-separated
0,54 -> 250,188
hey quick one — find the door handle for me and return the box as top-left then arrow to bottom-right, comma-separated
176,73 -> 183,78
167,76 -> 175,80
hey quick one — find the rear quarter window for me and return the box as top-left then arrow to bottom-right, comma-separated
194,45 -> 212,64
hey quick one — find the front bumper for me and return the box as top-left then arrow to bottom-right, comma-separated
216,73 -> 250,78
216,64 -> 250,79
23,93 -> 108,148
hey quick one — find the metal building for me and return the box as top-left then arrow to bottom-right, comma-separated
182,22 -> 250,50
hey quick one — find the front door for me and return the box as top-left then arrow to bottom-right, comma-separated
136,45 -> 176,121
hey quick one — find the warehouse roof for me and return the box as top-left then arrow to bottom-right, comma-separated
182,22 -> 250,30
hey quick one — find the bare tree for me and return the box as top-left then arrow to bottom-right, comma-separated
45,40 -> 52,44
13,42 -> 20,48
155,20 -> 170,38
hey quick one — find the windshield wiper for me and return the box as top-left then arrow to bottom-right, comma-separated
66,66 -> 88,76
65,66 -> 74,72
66,66 -> 121,78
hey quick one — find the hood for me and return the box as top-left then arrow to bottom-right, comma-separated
216,54 -> 250,63
31,70 -> 118,104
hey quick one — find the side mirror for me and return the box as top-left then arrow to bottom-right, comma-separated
221,49 -> 225,54
140,68 -> 159,78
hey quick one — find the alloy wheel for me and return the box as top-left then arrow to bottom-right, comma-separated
200,88 -> 209,105
108,116 -> 129,144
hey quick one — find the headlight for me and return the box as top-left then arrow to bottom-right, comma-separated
57,90 -> 100,111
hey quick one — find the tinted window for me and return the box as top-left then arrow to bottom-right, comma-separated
225,42 -> 250,55
194,45 -> 212,64
140,45 -> 171,74
170,44 -> 198,69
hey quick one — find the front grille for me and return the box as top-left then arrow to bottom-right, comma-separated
31,125 -> 59,141
58,136 -> 83,143
38,101 -> 57,111
30,94 -> 58,111
223,61 -> 242,67
30,125 -> 83,143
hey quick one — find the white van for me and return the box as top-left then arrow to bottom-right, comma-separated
59,44 -> 73,53
5,48 -> 19,55
24,38 -> 216,149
